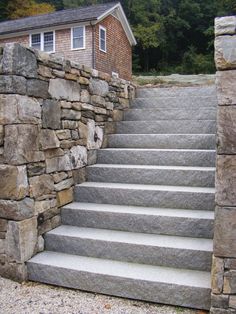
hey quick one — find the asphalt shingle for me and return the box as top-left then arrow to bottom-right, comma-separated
0,2 -> 118,36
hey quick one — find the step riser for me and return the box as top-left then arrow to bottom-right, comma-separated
131,97 -> 217,109
136,86 -> 216,98
116,121 -> 216,134
74,186 -> 215,211
62,208 -> 214,238
45,234 -> 212,271
97,150 -> 216,167
27,262 -> 211,310
87,167 -> 215,187
108,135 -> 215,149
124,109 -> 216,121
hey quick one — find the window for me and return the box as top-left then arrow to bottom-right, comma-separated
43,32 -> 54,52
30,31 -> 55,53
31,33 -> 41,50
71,26 -> 85,50
99,26 -> 106,53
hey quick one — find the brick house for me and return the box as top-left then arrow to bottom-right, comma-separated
0,2 -> 136,80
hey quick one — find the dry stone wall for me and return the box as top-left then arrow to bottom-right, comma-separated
0,43 -> 135,281
211,16 -> 236,314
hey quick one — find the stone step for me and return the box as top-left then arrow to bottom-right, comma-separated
62,202 -> 214,238
108,134 -> 215,149
45,226 -> 213,271
131,96 -> 217,109
97,148 -> 216,167
136,85 -> 216,98
27,251 -> 211,310
87,164 -> 215,187
124,108 -> 216,121
74,182 -> 215,211
116,120 -> 216,134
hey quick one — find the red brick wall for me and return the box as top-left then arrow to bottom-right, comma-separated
95,15 -> 132,81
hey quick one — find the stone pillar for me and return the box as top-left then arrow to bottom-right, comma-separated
211,16 -> 236,313
0,43 -> 135,281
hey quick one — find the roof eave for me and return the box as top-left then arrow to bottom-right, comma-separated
96,3 -> 137,46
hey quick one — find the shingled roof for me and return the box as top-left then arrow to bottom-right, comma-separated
0,2 -> 119,36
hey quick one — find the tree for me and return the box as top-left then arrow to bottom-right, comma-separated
0,0 -> 9,21
7,0 -> 55,19
63,0 -> 98,9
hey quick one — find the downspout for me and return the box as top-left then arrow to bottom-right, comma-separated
90,21 -> 96,69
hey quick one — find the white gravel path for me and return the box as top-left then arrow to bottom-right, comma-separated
0,277 -> 206,314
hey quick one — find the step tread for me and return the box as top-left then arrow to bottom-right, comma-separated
63,202 -> 214,219
47,225 -> 213,251
100,148 -> 216,152
28,251 -> 211,288
78,182 -> 215,193
88,164 -> 215,171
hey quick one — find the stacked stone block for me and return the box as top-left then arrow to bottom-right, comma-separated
0,43 -> 135,281
211,16 -> 236,314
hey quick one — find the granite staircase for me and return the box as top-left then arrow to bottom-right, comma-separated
28,85 -> 217,310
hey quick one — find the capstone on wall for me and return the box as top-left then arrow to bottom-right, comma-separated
211,15 -> 236,314
0,43 -> 135,281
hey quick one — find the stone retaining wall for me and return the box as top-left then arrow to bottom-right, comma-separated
0,43 -> 135,281
211,16 -> 236,313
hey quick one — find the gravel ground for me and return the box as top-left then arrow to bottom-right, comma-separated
0,277 -> 208,314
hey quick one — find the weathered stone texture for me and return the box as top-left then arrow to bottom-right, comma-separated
216,156 -> 236,206
214,207 -> 236,258
57,188 -> 73,207
0,125 -> 3,146
211,294 -> 229,309
42,99 -> 61,129
39,129 -> 60,150
212,256 -> 224,294
0,198 -> 34,220
0,95 -> 41,125
4,124 -> 44,165
49,78 -> 80,101
224,271 -> 236,294
0,165 -> 28,200
230,296 -> 236,309
27,79 -> 49,98
29,174 -> 55,199
217,106 -> 236,154
89,79 -> 109,96
215,36 -> 236,70
2,43 -> 37,78
87,120 -> 103,149
0,75 -> 26,94
215,16 -> 236,36
216,71 -> 236,105
6,217 -> 37,263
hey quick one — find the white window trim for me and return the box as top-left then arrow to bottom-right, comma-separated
99,25 -> 107,53
29,30 -> 55,53
71,26 -> 86,50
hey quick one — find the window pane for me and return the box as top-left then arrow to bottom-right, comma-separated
73,38 -> 83,49
100,29 -> 105,40
31,33 -> 41,50
100,39 -> 106,52
73,27 -> 83,38
44,32 -> 54,52
44,32 -> 53,43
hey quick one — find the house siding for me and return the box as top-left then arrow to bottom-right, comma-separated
55,27 -> 93,67
0,14 -> 133,80
95,14 -> 132,81
0,27 -> 93,68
